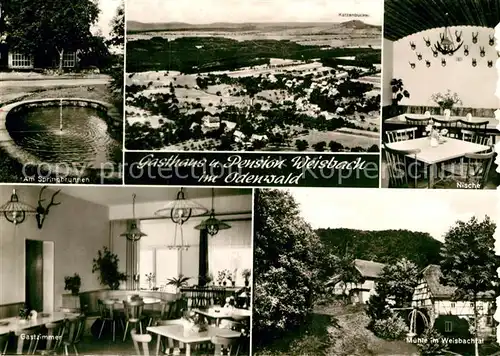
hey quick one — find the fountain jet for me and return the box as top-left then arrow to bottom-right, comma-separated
59,99 -> 63,131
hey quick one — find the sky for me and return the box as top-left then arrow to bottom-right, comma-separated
126,0 -> 382,25
288,188 -> 499,251
93,0 -> 122,38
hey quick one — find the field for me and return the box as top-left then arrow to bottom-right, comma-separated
127,20 -> 382,48
125,22 -> 381,152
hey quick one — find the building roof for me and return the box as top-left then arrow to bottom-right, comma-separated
420,264 -> 495,300
354,259 -> 385,279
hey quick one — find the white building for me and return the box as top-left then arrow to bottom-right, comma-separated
331,259 -> 386,304
412,265 -> 496,338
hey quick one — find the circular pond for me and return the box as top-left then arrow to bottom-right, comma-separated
6,105 -> 120,169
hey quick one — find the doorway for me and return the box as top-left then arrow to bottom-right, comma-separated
25,240 -> 54,312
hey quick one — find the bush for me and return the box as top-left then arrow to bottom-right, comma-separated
372,314 -> 408,340
416,328 -> 448,355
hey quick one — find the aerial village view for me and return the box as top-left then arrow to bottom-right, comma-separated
124,0 -> 382,152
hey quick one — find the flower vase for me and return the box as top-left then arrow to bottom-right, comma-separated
182,319 -> 192,337
429,131 -> 439,147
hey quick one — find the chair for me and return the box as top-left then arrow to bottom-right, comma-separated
62,315 -> 86,355
0,332 -> 9,355
385,127 -> 417,143
40,320 -> 66,352
433,118 -> 459,138
461,129 -> 492,147
383,143 -> 423,188
15,327 -> 39,355
458,119 -> 488,135
131,329 -> 152,356
405,117 -> 430,137
123,300 -> 146,341
146,300 -> 171,327
441,149 -> 494,189
156,319 -> 185,355
97,299 -> 120,342
211,335 -> 239,356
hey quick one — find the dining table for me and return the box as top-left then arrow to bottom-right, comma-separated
386,137 -> 490,188
0,311 -> 79,335
106,297 -> 162,305
0,311 -> 80,354
193,307 -> 251,326
147,324 -> 240,356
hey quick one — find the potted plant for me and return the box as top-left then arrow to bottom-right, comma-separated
19,304 -> 30,323
145,273 -> 155,290
92,247 -> 127,290
231,269 -> 237,287
431,90 -> 462,114
242,269 -> 251,287
390,78 -> 410,116
216,270 -> 226,286
64,273 -> 81,295
166,274 -> 190,293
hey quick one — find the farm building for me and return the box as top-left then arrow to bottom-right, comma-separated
330,259 -> 386,304
411,265 -> 496,338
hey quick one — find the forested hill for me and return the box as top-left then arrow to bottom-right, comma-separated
315,228 -> 442,268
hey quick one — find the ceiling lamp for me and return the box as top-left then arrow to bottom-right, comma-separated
0,189 -> 37,225
120,193 -> 146,241
154,187 -> 208,225
195,188 -> 230,236
433,13 -> 463,56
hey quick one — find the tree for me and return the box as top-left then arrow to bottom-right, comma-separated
366,258 -> 419,332
380,258 -> 419,307
440,216 -> 499,356
5,0 -> 100,71
328,140 -> 343,152
335,251 -> 362,299
253,189 -> 335,346
107,1 -> 124,48
295,139 -> 308,151
312,141 -> 326,152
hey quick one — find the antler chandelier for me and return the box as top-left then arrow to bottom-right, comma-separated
433,13 -> 463,56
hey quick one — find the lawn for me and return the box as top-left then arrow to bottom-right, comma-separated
295,128 -> 379,150
254,303 -> 419,356
0,84 -> 114,105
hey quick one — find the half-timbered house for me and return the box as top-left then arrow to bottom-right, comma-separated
411,265 -> 496,338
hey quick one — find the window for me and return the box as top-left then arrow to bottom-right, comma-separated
450,302 -> 455,308
445,321 -> 453,332
138,246 -> 179,292
62,51 -> 76,68
209,246 -> 252,286
208,220 -> 252,287
10,52 -> 33,68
